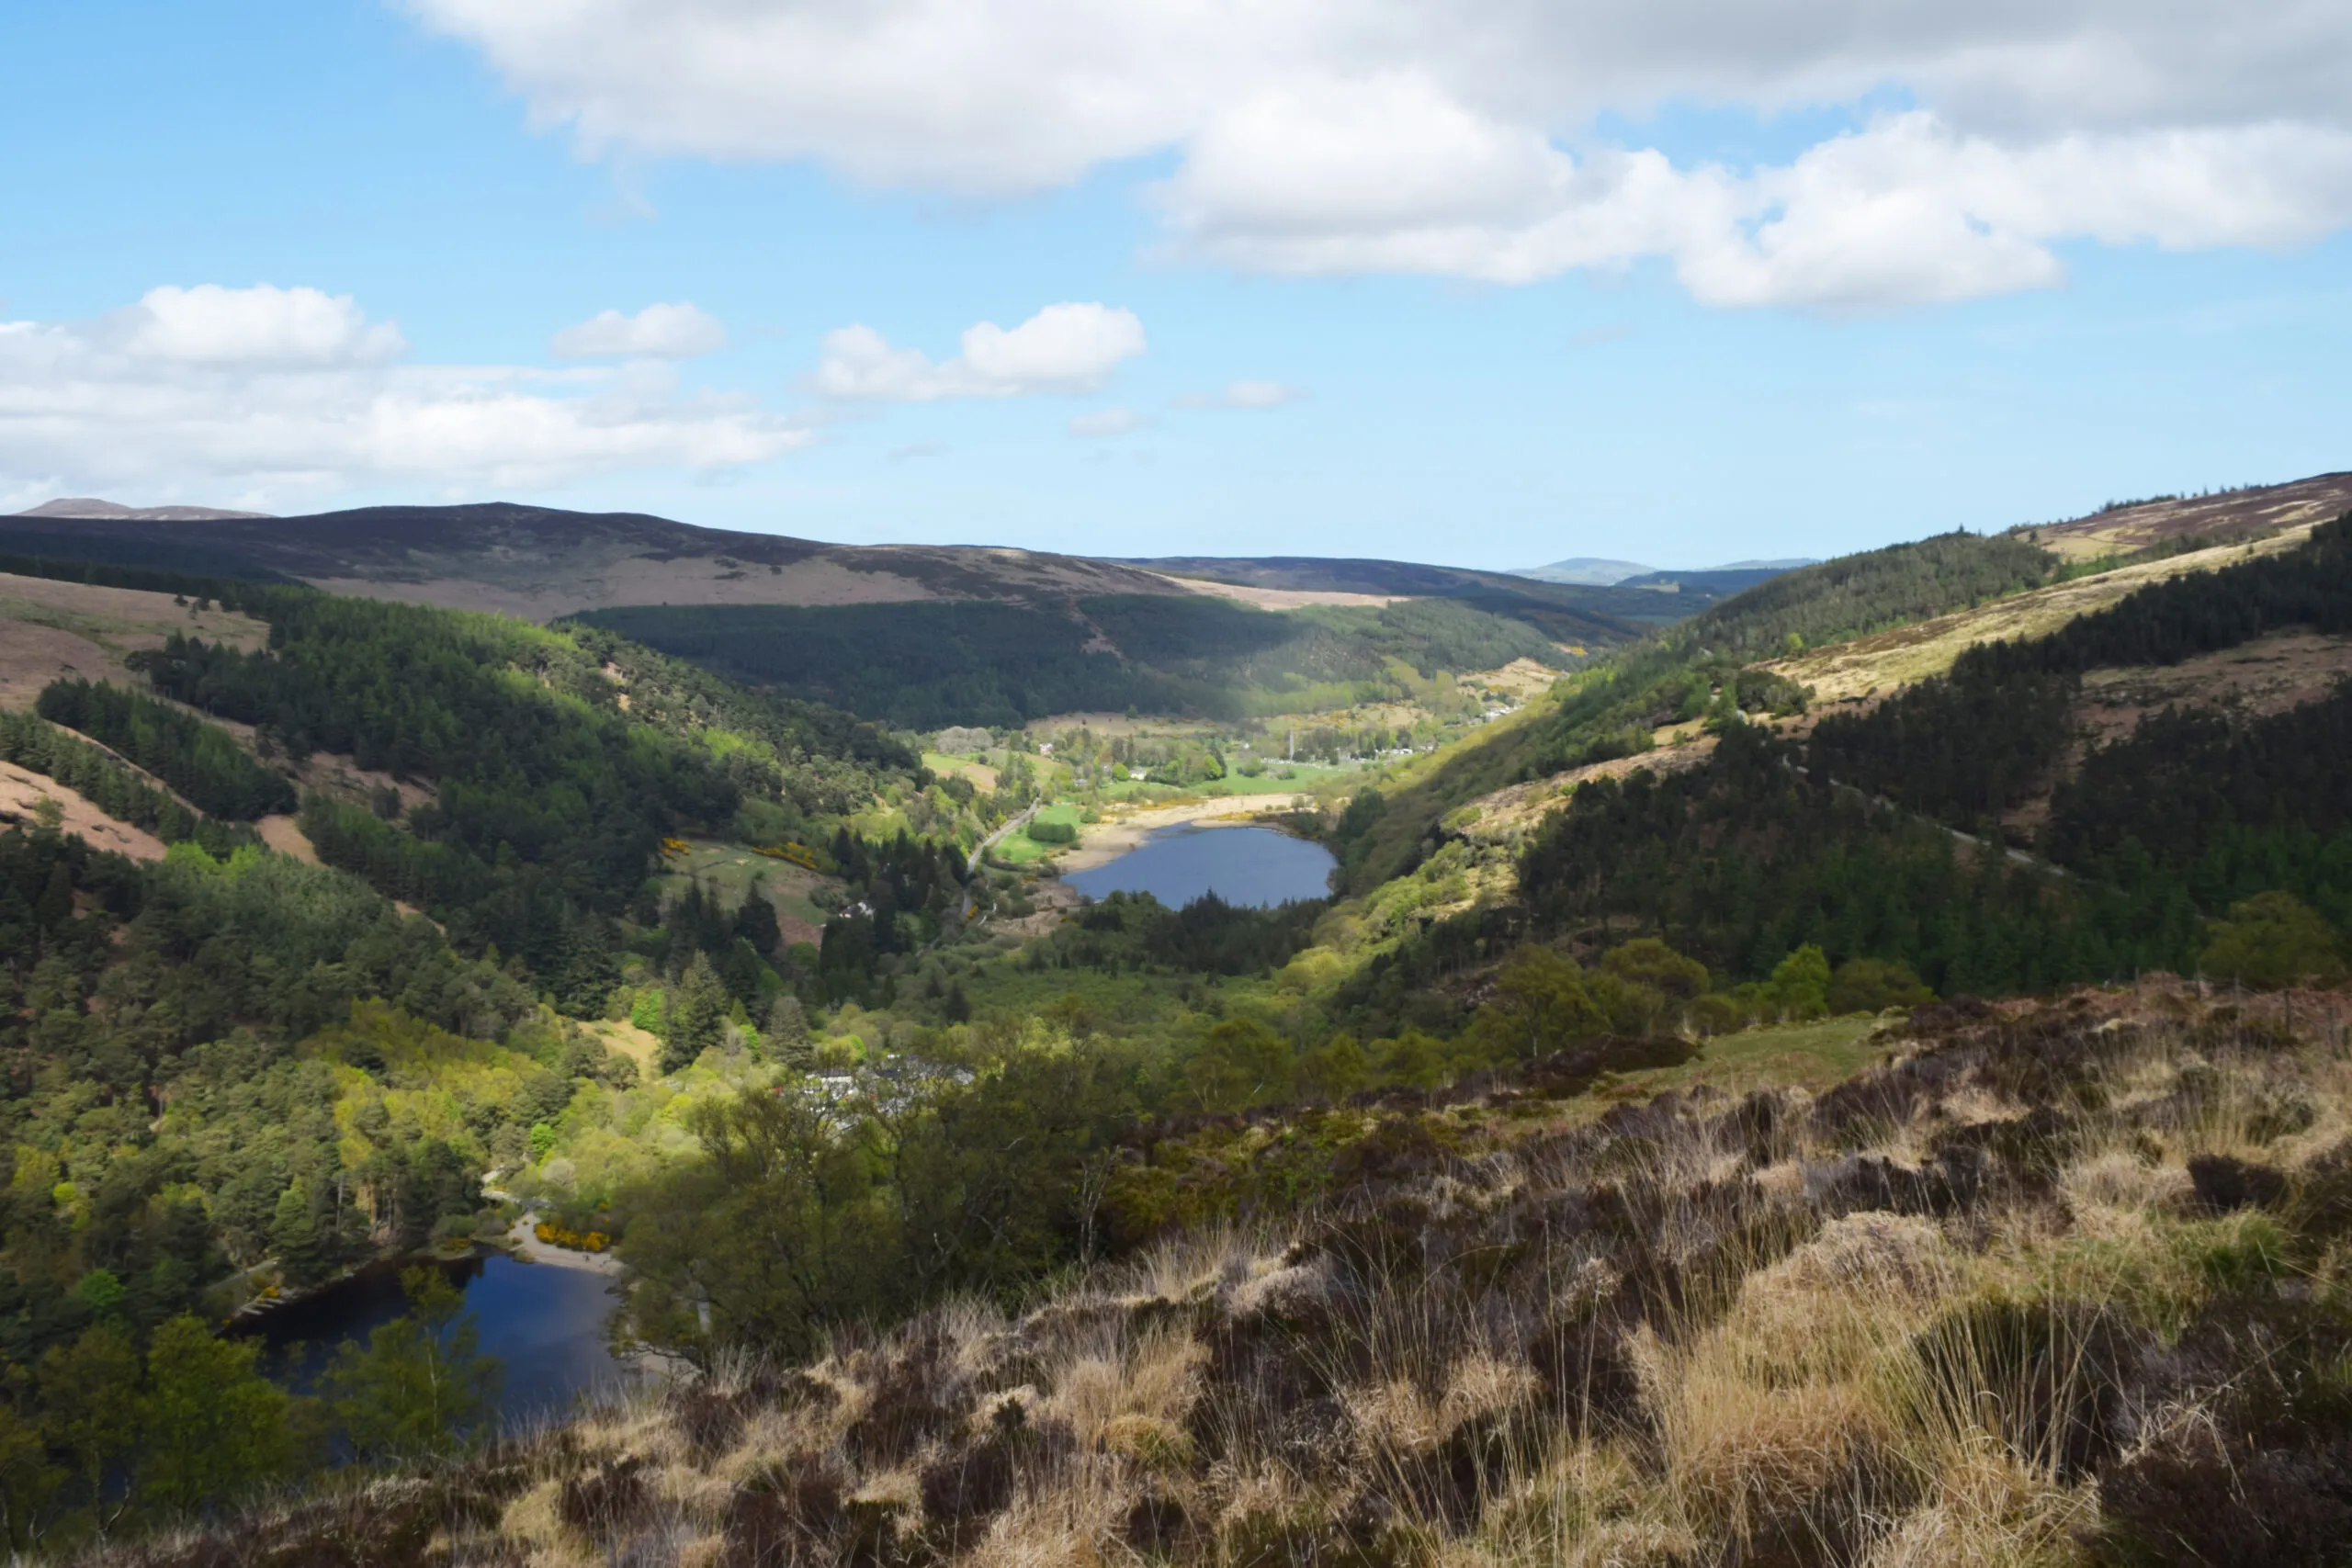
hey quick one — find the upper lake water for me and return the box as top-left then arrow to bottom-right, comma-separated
1066,823 -> 1335,908
240,1249 -> 634,1429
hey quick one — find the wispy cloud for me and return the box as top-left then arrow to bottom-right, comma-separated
1067,406 -> 1150,437
1175,379 -> 1303,411
552,301 -> 727,358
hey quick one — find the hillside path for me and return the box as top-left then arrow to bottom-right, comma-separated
960,804 -> 1038,919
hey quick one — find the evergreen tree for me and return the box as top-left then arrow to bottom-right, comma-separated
662,952 -> 730,1073
269,1185 -> 326,1288
766,995 -> 813,1069
735,886 -> 781,956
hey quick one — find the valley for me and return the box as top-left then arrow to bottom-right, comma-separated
0,472 -> 2346,1567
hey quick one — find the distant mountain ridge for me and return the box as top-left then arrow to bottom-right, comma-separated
1511,556 -> 1656,585
0,502 -> 1652,645
1512,554 -> 1816,586
1617,564 -> 1815,596
14,496 -> 275,522
1114,554 -> 1723,638
0,501 -> 1193,621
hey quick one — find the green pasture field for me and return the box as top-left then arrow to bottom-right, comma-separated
1570,1015 -> 1893,1116
992,801 -> 1088,865
651,837 -> 832,929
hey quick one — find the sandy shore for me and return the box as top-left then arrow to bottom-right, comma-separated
1054,798 -> 1298,874
503,1213 -> 623,1276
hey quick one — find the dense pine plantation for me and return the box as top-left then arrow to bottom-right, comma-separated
0,709 -> 258,857
1327,529 -> 2075,894
1344,514 -> 2352,1016
573,593 -> 1571,729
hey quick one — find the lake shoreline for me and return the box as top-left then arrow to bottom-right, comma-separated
1053,798 -> 1305,874
1060,814 -> 1338,908
497,1213 -> 623,1275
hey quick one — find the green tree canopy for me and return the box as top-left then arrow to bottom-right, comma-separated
39,1326 -> 140,1513
2201,891 -> 2348,989
662,951 -> 731,1073
1466,945 -> 1605,1061
1183,1018 -> 1294,1112
137,1316 -> 294,1513
321,1268 -> 502,1461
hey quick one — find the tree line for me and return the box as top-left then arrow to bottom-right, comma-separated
0,710 -> 255,858
36,680 -> 295,820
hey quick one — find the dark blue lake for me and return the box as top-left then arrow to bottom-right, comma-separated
1066,823 -> 1335,908
240,1249 -> 635,1429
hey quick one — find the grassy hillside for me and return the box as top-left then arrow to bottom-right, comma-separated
1122,552 -> 1694,633
82,983 -> 2352,1568
1761,521 -> 2325,703
1327,505 -> 2351,898
1321,526 -> 2065,896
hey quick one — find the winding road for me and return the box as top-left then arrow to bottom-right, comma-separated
959,802 -> 1038,919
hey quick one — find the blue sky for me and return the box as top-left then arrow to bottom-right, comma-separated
4,1 -> 2349,570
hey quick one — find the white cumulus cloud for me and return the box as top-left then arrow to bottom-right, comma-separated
552,300 -> 728,358
817,303 -> 1146,400
0,285 -> 808,502
406,0 -> 2352,309
111,284 -> 407,367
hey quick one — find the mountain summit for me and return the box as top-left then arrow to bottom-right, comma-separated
13,497 -> 275,522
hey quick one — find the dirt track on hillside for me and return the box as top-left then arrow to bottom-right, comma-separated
0,761 -> 166,861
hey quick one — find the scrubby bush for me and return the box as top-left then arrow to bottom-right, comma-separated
1829,956 -> 1937,1014
2202,890 -> 2347,988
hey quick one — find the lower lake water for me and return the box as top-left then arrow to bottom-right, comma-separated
1066,823 -> 1336,908
239,1248 -> 635,1428
234,826 -> 1335,1426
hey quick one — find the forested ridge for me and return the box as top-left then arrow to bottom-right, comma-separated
1514,721 -> 2205,992
0,560 -> 1050,1540
573,592 -> 1571,728
1675,527 -> 2060,656
35,681 -> 295,820
1324,527 -> 2075,894
17,583 -> 1006,1005
1342,510 -> 2352,1017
